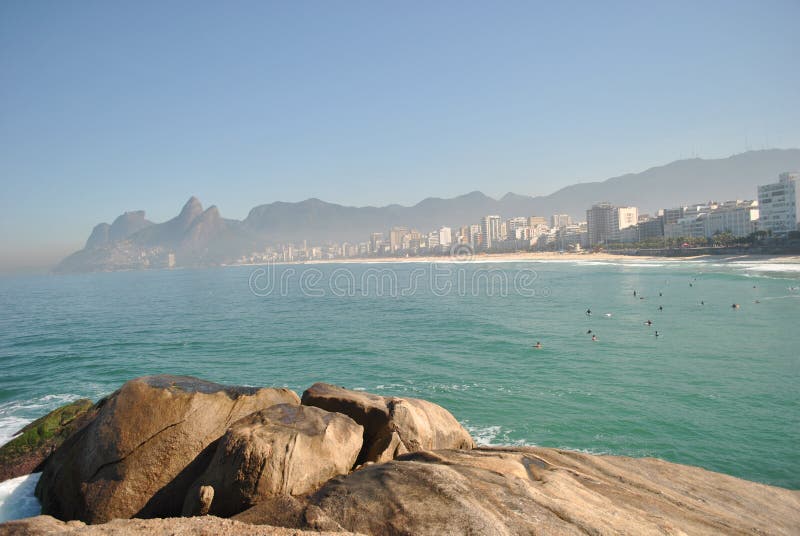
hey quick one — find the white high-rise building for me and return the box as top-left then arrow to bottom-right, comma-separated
480,215 -> 502,249
438,226 -> 452,247
758,172 -> 800,236
551,214 -> 572,228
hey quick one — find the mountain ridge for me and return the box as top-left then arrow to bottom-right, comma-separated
55,149 -> 800,272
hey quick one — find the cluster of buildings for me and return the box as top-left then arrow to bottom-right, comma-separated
236,172 -> 799,263
587,171 -> 798,246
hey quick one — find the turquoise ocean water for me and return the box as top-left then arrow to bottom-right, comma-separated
0,258 -> 798,493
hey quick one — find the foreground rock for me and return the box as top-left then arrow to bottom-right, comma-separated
263,447 -> 798,535
183,404 -> 363,517
0,515 -> 363,535
301,383 -> 474,465
36,375 -> 300,523
0,399 -> 96,482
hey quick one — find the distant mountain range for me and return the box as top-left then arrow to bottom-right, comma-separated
55,149 -> 800,272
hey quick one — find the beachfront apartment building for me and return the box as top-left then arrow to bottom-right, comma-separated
481,215 -> 502,249
551,214 -> 572,229
664,200 -> 759,239
389,227 -> 409,252
587,203 -> 639,245
438,227 -> 452,248
758,172 -> 800,236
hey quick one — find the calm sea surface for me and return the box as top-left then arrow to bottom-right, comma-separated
1,258 -> 798,489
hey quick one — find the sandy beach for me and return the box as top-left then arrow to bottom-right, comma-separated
296,251 -> 800,265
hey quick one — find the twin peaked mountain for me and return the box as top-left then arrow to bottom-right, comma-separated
56,197 -> 242,272
55,149 -> 800,272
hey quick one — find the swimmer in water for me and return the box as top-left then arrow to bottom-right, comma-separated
732,303 -> 740,309
700,300 -> 704,305
587,329 -> 592,334
644,320 -> 653,326
658,306 -> 663,311
533,341 -> 542,349
659,292 -> 662,297
633,290 -> 637,297
591,335 -> 597,341
586,309 -> 592,316
655,330 -> 660,337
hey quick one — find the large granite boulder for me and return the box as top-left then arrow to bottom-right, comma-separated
183,403 -> 363,517
301,383 -> 474,465
294,447 -> 800,535
0,399 -> 96,482
35,375 -> 300,523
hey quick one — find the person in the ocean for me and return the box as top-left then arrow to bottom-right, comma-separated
633,290 -> 637,297
644,320 -> 653,326
690,283 -> 693,287
533,341 -> 542,349
591,334 -> 597,341
732,303 -> 740,309
658,306 -> 663,311
700,300 -> 704,305
655,330 -> 660,337
586,308 -> 592,315
587,329 -> 592,334
659,292 -> 662,297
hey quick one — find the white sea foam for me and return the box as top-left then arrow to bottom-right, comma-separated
0,395 -> 84,522
0,473 -> 41,522
0,417 -> 30,447
738,263 -> 800,273
462,422 -> 533,447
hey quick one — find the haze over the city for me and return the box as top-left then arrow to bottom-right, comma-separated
1,1 -> 799,272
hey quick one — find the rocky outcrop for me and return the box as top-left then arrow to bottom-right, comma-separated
301,383 -> 474,465
5,377 -> 798,535
0,515 -> 364,535
183,404 -> 363,517
35,375 -> 300,524
295,447 -> 800,535
0,399 -> 96,482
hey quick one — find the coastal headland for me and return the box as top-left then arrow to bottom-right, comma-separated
1,375 -> 798,535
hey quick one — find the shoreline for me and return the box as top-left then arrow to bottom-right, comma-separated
236,251 -> 800,267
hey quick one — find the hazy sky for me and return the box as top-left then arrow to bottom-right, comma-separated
1,0 -> 799,271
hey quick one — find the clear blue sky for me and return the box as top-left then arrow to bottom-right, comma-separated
1,0 -> 799,270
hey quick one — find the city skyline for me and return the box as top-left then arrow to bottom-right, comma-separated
50,168 -> 798,272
